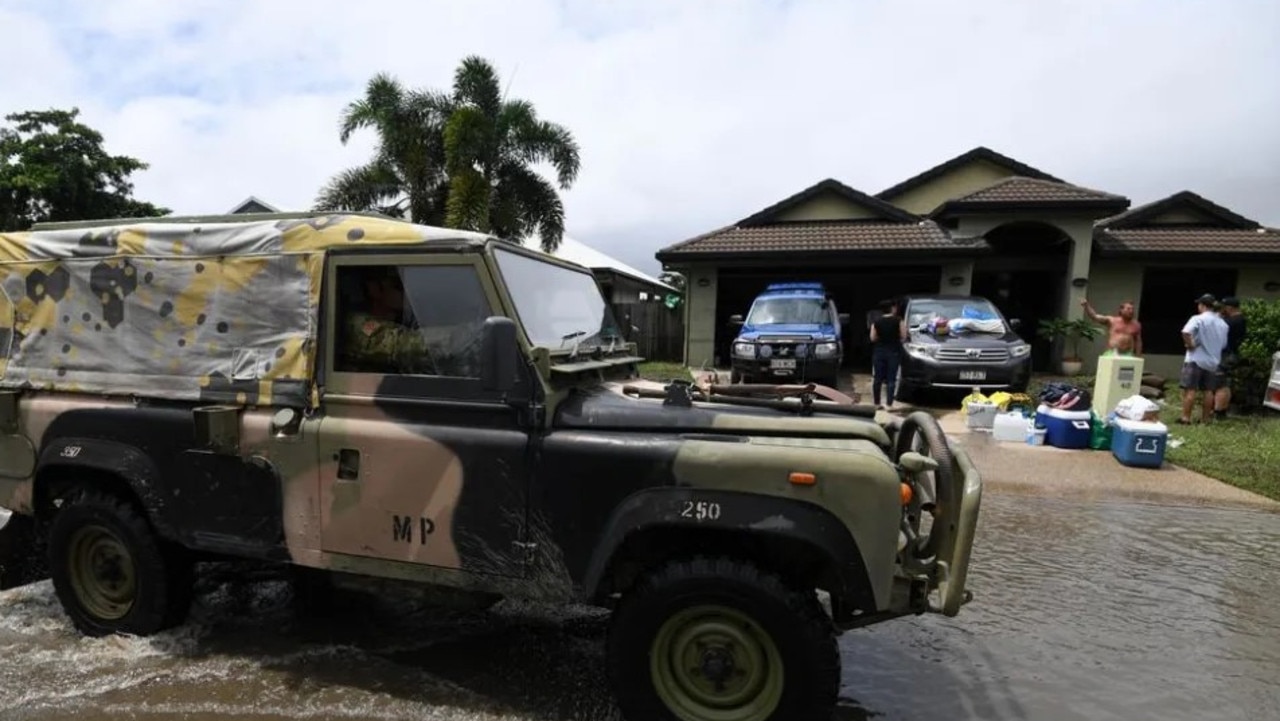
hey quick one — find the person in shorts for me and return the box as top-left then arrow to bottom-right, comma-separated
1213,296 -> 1247,419
1178,293 -> 1229,424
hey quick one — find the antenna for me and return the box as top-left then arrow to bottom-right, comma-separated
502,63 -> 520,102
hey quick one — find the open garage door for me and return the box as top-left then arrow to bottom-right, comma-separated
714,265 -> 940,370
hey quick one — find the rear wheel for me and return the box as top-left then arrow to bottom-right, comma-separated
607,557 -> 839,721
47,488 -> 192,637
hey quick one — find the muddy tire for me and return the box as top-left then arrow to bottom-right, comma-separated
47,488 -> 192,637
607,557 -> 839,721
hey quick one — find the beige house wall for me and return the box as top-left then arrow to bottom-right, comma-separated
677,266 -> 719,367
772,193 -> 878,222
883,160 -> 1018,215
955,214 -> 1095,322
1149,208 -> 1217,224
939,261 -> 974,295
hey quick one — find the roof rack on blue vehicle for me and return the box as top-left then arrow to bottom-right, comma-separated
764,282 -> 826,293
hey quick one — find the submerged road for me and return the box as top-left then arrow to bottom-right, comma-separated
2,492 -> 1277,721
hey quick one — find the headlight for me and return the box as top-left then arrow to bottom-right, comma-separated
814,342 -> 838,358
1011,342 -> 1031,358
733,342 -> 755,358
905,343 -> 937,359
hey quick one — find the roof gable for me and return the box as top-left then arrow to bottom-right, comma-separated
875,146 -> 1064,202
1095,190 -> 1260,230
737,178 -> 921,227
228,196 -> 281,214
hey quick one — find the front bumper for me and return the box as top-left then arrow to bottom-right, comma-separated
901,353 -> 1031,389
732,356 -> 840,382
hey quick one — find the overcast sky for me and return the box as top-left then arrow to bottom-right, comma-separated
3,0 -> 1277,276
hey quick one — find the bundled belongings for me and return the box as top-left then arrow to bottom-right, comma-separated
1112,394 -> 1161,423
1038,381 -> 1091,412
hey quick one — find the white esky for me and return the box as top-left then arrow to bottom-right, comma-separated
2,0 -> 1278,276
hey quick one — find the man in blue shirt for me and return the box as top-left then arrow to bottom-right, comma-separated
1178,293 -> 1230,424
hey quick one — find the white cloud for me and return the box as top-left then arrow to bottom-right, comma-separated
2,0 -> 1278,275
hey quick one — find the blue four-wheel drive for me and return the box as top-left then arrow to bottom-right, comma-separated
728,282 -> 850,387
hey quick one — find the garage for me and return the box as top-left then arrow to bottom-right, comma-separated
655,177 -> 990,373
713,264 -> 942,370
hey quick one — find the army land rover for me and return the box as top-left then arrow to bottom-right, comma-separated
0,212 -> 982,721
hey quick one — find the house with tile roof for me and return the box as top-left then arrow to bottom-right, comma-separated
655,146 -> 1280,378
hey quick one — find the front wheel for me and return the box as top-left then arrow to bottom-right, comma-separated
607,557 -> 839,721
47,488 -> 193,637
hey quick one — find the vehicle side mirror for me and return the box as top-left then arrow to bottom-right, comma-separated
1009,318 -> 1022,330
481,316 -> 519,392
838,313 -> 850,325
729,314 -> 744,326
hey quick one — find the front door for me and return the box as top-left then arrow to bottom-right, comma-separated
316,252 -> 533,578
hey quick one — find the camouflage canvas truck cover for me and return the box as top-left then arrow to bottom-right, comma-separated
0,212 -> 982,721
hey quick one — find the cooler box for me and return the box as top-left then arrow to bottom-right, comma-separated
1111,419 -> 1168,468
1035,404 -> 1093,449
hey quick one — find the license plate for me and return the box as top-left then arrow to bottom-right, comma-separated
959,370 -> 986,381
770,359 -> 796,370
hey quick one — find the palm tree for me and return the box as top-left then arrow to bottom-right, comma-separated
315,57 -> 581,254
314,73 -> 453,224
441,55 -> 580,253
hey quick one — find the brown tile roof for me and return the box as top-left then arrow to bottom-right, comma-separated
656,220 -> 985,260
952,176 -> 1127,205
1095,227 -> 1280,255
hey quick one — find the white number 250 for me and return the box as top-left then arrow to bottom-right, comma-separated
680,500 -> 722,522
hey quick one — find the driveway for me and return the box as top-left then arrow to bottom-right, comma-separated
696,367 -> 1279,511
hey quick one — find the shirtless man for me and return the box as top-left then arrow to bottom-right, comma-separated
1081,298 -> 1143,356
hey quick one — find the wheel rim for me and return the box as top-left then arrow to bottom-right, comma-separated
67,524 -> 137,620
649,604 -> 784,721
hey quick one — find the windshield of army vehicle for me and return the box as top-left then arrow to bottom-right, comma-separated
746,297 -> 829,325
492,247 -> 623,352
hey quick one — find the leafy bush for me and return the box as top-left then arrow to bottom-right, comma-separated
1036,317 -> 1102,361
1230,298 -> 1280,410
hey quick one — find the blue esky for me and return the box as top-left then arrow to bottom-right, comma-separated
2,0 -> 1278,275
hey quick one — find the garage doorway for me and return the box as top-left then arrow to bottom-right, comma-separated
714,265 -> 941,371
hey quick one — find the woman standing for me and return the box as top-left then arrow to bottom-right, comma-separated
870,298 -> 908,409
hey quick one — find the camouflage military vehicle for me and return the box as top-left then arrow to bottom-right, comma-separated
0,212 -> 982,721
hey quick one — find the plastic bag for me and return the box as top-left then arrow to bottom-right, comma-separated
1114,394 -> 1160,421
960,390 -> 989,413
1089,412 -> 1112,451
987,391 -> 1013,410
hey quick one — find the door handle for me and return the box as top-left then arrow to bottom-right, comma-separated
335,448 -> 360,480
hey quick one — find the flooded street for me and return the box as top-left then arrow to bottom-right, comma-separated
2,493 -> 1278,721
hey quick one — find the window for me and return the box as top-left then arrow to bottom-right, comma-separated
334,263 -> 494,378
492,247 -> 621,351
1137,267 -> 1237,355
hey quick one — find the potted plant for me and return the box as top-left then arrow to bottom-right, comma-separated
1037,317 -> 1102,376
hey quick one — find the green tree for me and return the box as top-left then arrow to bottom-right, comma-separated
313,73 -> 453,225
0,108 -> 169,232
441,55 -> 580,252
315,56 -> 581,253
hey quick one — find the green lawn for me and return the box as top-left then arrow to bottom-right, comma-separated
1030,374 -> 1280,501
637,361 -> 693,382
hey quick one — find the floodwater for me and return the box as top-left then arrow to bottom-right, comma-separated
1,493 -> 1278,721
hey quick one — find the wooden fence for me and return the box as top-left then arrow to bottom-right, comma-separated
612,301 -> 684,362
